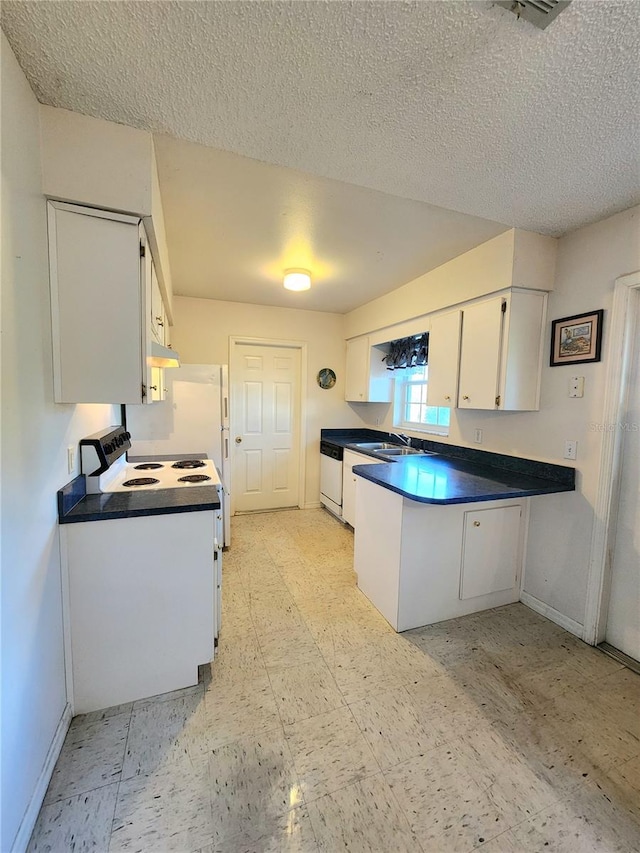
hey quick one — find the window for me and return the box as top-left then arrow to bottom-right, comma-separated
394,365 -> 450,435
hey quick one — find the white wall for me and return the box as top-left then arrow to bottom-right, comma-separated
171,296 -> 365,506
345,229 -> 557,339
1,36 -> 117,851
348,205 -> 640,630
40,104 -> 153,215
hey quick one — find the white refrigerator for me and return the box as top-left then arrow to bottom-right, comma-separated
126,364 -> 231,546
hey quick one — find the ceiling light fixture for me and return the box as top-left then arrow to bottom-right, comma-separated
283,268 -> 311,292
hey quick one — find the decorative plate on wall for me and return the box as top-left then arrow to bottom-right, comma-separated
317,368 -> 336,389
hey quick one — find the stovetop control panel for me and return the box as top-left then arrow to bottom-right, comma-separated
80,425 -> 131,476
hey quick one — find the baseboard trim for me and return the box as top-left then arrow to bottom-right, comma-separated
520,591 -> 584,640
303,502 -> 322,510
11,703 -> 73,853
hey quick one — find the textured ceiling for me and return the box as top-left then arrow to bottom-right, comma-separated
3,2 -> 640,314
153,134 -> 505,312
2,0 -> 639,241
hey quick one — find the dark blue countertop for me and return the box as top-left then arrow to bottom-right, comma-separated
58,475 -> 220,524
353,455 -> 574,505
321,428 -> 575,505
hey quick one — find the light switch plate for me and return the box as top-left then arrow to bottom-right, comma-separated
564,440 -> 578,460
474,428 -> 483,444
67,446 -> 75,474
569,376 -> 585,398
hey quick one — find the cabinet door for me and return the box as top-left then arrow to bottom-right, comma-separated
149,367 -> 167,402
342,450 -> 379,527
48,202 -> 143,404
458,297 -> 505,410
426,310 -> 462,408
459,505 -> 521,599
345,337 -> 369,402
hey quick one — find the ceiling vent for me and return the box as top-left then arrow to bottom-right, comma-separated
495,0 -> 571,30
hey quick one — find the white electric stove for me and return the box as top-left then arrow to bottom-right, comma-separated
80,426 -> 222,494
69,425 -> 224,713
94,455 -> 222,493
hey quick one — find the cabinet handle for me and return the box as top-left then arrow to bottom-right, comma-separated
473,520 -> 481,527
149,385 -> 157,391
445,395 -> 451,401
463,395 -> 469,401
155,316 -> 164,326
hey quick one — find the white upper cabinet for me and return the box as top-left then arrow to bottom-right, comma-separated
425,310 -> 462,408
48,200 -> 156,404
345,337 -> 393,403
457,290 -> 547,411
425,290 -> 547,412
458,297 -> 505,410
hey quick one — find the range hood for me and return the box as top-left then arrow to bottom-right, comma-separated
148,341 -> 181,368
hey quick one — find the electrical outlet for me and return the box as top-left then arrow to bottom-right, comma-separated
564,440 -> 578,460
67,446 -> 75,474
569,376 -> 585,398
474,428 -> 483,444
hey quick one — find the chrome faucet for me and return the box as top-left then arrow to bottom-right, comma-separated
390,432 -> 411,447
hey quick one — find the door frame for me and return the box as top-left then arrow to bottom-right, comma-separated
584,270 -> 640,644
228,335 -> 308,514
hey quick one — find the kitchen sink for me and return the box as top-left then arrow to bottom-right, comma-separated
376,446 -> 425,456
353,441 -> 398,450
352,441 -> 434,459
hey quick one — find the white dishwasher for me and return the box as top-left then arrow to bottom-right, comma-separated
320,442 -> 343,518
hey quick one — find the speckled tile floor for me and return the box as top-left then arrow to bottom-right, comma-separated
29,509 -> 640,852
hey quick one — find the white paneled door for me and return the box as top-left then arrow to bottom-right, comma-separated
231,342 -> 302,512
605,300 -> 640,663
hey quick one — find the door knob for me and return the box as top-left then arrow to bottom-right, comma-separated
235,436 -> 242,444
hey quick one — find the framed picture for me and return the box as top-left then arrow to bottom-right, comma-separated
550,309 -> 604,366
317,367 -> 336,389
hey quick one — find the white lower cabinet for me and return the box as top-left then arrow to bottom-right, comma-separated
342,450 -> 380,527
354,477 -> 525,630
62,511 -> 215,713
459,505 -> 522,599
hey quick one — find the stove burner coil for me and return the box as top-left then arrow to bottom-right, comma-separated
171,460 -> 206,469
177,474 -> 212,483
122,477 -> 160,487
133,463 -> 163,470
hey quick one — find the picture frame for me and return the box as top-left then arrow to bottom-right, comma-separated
550,309 -> 604,366
317,367 -> 336,389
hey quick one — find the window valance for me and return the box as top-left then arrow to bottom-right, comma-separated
382,332 -> 428,370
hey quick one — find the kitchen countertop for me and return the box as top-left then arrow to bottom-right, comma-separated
353,455 -> 574,504
58,475 -> 220,523
321,428 -> 575,505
